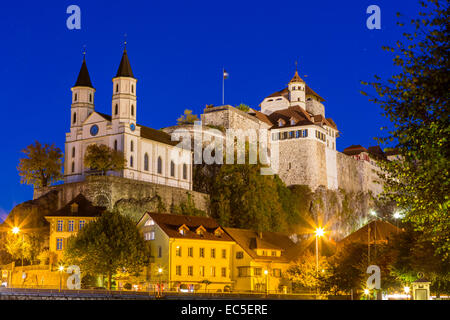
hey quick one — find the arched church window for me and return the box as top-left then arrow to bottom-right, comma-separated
116,84 -> 119,93
114,140 -> 118,151
130,156 -> 134,168
170,161 -> 175,177
89,94 -> 92,102
73,112 -> 77,124
72,147 -> 75,158
157,157 -> 162,174
115,104 -> 118,115
71,161 -> 75,173
74,93 -> 77,102
183,163 -> 187,180
131,85 -> 134,93
144,153 -> 149,171
131,105 -> 134,116
130,140 -> 134,152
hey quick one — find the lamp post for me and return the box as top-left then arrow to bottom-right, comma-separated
264,269 -> 269,297
404,286 -> 410,300
11,227 -> 24,267
314,227 -> 324,295
364,288 -> 370,300
58,265 -> 64,292
157,267 -> 163,297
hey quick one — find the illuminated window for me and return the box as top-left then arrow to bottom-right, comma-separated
211,267 -> 216,277
236,251 -> 244,259
199,266 -> 205,276
254,268 -> 262,276
211,248 -> 215,258
144,218 -> 154,226
199,248 -> 205,258
68,220 -> 74,232
176,246 -> 182,257
188,266 -> 193,276
188,247 -> 193,257
176,265 -> 181,276
222,249 -> 226,259
79,220 -> 85,230
221,267 -> 227,277
57,220 -> 63,232
56,238 -> 63,251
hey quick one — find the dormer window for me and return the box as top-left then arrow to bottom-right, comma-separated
178,224 -> 189,235
290,118 -> 296,125
144,218 -> 155,226
196,225 -> 206,237
278,119 -> 284,127
70,203 -> 78,214
214,227 -> 224,237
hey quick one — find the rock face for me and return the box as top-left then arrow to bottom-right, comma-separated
33,176 -> 209,222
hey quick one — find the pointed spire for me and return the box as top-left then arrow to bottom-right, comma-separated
289,70 -> 304,83
74,51 -> 94,88
115,40 -> 135,78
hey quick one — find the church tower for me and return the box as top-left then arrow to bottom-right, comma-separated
288,70 -> 306,109
112,47 -> 137,125
71,56 -> 95,127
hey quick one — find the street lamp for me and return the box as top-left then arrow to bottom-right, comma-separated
314,227 -> 324,295
404,286 -> 410,300
157,267 -> 163,297
264,269 -> 269,297
364,288 -> 370,300
58,265 -> 64,292
11,227 -> 24,267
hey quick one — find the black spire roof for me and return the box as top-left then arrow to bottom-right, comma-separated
115,49 -> 135,78
74,57 -> 94,88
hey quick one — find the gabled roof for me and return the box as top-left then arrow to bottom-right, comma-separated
115,49 -> 135,78
266,85 -> 325,102
138,124 -> 179,146
343,145 -> 368,156
224,227 -> 305,263
97,112 -> 112,121
74,58 -> 94,88
338,220 -> 402,247
140,212 -> 234,242
45,194 -> 105,218
289,70 -> 304,83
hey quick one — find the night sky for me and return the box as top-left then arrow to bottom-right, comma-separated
0,0 -> 422,217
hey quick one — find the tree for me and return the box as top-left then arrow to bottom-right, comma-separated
361,0 -> 450,259
84,144 -> 126,175
177,109 -> 199,125
17,141 -> 63,188
235,103 -> 250,112
65,211 -> 150,290
4,233 -> 32,265
286,250 -> 329,293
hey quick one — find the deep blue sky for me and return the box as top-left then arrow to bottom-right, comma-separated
0,0 -> 422,217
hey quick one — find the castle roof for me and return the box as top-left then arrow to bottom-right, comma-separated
139,212 -> 234,242
337,220 -> 402,248
343,145 -> 387,160
263,106 -> 338,130
45,194 -> 105,218
342,145 -> 368,156
138,124 -> 179,146
74,58 -> 94,88
289,70 -> 304,83
115,49 -> 135,78
266,85 -> 325,102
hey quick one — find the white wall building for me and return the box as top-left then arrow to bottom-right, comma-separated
64,50 -> 192,190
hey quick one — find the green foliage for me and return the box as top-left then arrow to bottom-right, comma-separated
84,144 -> 126,174
65,211 -> 150,290
362,0 -> 450,259
177,109 -> 199,125
173,193 -> 206,217
286,250 -> 329,293
235,103 -> 250,112
17,141 -> 63,188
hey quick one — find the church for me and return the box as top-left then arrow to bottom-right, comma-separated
65,48 -> 193,191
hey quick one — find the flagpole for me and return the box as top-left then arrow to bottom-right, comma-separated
222,68 -> 225,105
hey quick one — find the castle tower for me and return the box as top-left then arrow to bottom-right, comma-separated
71,56 -> 95,127
288,70 -> 306,109
112,47 -> 137,125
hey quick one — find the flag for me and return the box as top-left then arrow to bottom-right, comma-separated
223,69 -> 229,79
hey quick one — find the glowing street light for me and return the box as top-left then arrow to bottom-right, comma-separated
58,265 -> 64,292
12,227 -> 20,234
404,286 -> 410,300
157,267 -> 163,297
264,269 -> 269,296
11,227 -> 24,267
314,227 -> 325,295
364,288 -> 370,300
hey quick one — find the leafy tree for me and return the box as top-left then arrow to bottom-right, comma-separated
286,250 -> 329,293
84,144 -> 126,175
173,193 -> 206,217
177,109 -> 199,125
361,0 -> 450,259
4,233 -> 32,265
17,141 -> 63,188
65,211 -> 150,290
235,103 -> 250,112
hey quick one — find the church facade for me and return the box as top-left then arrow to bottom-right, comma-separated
65,49 -> 192,191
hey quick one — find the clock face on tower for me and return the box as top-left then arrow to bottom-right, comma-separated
90,125 -> 99,136
130,123 -> 136,131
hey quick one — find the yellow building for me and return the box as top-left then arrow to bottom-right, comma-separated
224,228 -> 302,294
137,212 -> 235,293
45,194 -> 105,261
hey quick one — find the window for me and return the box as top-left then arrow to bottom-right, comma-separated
290,119 -> 295,125
199,248 -> 205,258
144,232 -> 155,240
176,265 -> 181,276
188,247 -> 193,257
272,132 -> 279,141
183,164 -> 187,179
296,130 -> 301,138
131,85 -> 134,93
89,94 -> 92,102
131,105 -> 134,116
176,246 -> 182,257
211,267 -> 216,277
71,161 -> 75,173
199,266 -> 205,277
262,250 -> 267,256
271,251 -> 277,256
115,104 -> 118,115
278,119 -> 283,127
221,249 -> 227,259
130,141 -> 134,152
188,266 -> 193,276
56,238 -> 63,251
289,131 -> 294,139
158,246 -> 162,258
130,156 -> 133,167
79,220 -> 85,230
254,268 -> 262,276
170,161 -> 175,177
157,157 -> 162,174
303,129 -> 308,137
68,220 -> 74,232
114,140 -> 118,151
221,267 -> 227,277
283,132 -> 288,140
273,269 -> 282,277
211,248 -> 215,259
73,112 -> 77,124
116,84 -> 119,92
238,267 -> 250,277
74,93 -> 77,102
236,251 -> 244,259
144,218 -> 154,226
144,153 -> 149,171
57,220 -> 63,232
72,147 -> 75,158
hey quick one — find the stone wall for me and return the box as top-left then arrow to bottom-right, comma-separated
202,105 -> 270,131
34,176 -> 210,222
